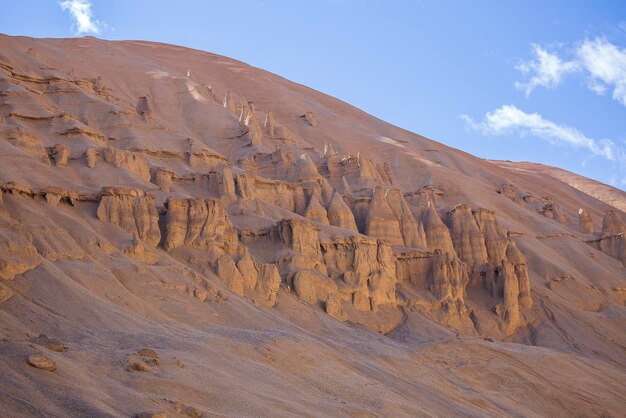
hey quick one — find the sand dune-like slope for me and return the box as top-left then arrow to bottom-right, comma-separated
0,34 -> 624,417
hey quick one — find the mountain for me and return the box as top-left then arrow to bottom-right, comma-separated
0,34 -> 624,417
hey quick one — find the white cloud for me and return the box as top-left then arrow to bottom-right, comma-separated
515,44 -> 578,96
461,105 -> 622,161
515,37 -> 626,106
577,38 -> 626,106
60,0 -> 106,35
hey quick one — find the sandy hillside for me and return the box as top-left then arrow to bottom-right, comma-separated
0,34 -> 625,417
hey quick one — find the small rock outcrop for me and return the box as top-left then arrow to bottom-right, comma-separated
303,195 -> 329,224
326,192 -> 358,232
27,354 -> 56,372
96,187 -> 161,247
578,208 -> 593,234
51,144 -> 70,167
365,187 -> 403,246
163,198 -> 238,253
136,95 -> 152,120
386,189 -> 427,248
0,227 -> 41,280
542,202 -> 567,225
302,111 -> 318,127
86,148 -> 151,181
602,210 -> 625,235
419,202 -> 456,255
587,210 -> 626,266
152,167 -> 175,192
216,253 -> 281,306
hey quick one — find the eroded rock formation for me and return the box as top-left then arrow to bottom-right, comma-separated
163,197 -> 237,253
327,191 -> 358,232
97,187 -> 161,247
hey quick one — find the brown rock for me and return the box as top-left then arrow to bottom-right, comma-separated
163,198 -> 238,253
135,412 -> 167,418
137,348 -> 159,359
128,357 -> 151,372
217,254 -> 245,296
85,147 -> 100,168
0,228 -> 41,280
542,202 -> 566,225
27,354 -> 56,371
578,208 -> 593,234
327,191 -> 358,232
385,189 -> 427,248
52,144 -> 70,167
365,187 -> 403,245
264,111 -> 276,136
506,241 -> 533,309
419,201 -> 456,254
223,90 -> 236,112
0,282 -> 14,303
302,111 -> 318,127
500,261 -> 521,334
602,210 -> 625,236
152,167 -> 175,192
97,187 -> 161,247
100,148 -> 151,182
303,195 -> 329,224
447,205 -> 488,265
277,218 -> 322,261
136,95 -> 152,120
292,269 -> 338,304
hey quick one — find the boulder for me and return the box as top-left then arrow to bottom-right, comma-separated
27,354 -> 56,372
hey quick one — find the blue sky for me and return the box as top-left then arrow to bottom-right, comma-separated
2,1 -> 626,190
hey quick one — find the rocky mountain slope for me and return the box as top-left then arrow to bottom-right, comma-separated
0,34 -> 625,417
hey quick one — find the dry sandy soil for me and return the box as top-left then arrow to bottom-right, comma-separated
0,34 -> 625,417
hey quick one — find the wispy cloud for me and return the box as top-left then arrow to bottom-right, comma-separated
515,44 -> 578,96
515,38 -> 626,106
461,105 -> 622,161
577,38 -> 626,106
60,0 -> 106,35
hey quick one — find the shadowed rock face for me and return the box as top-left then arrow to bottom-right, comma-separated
602,210 -> 625,235
0,34 -> 625,417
